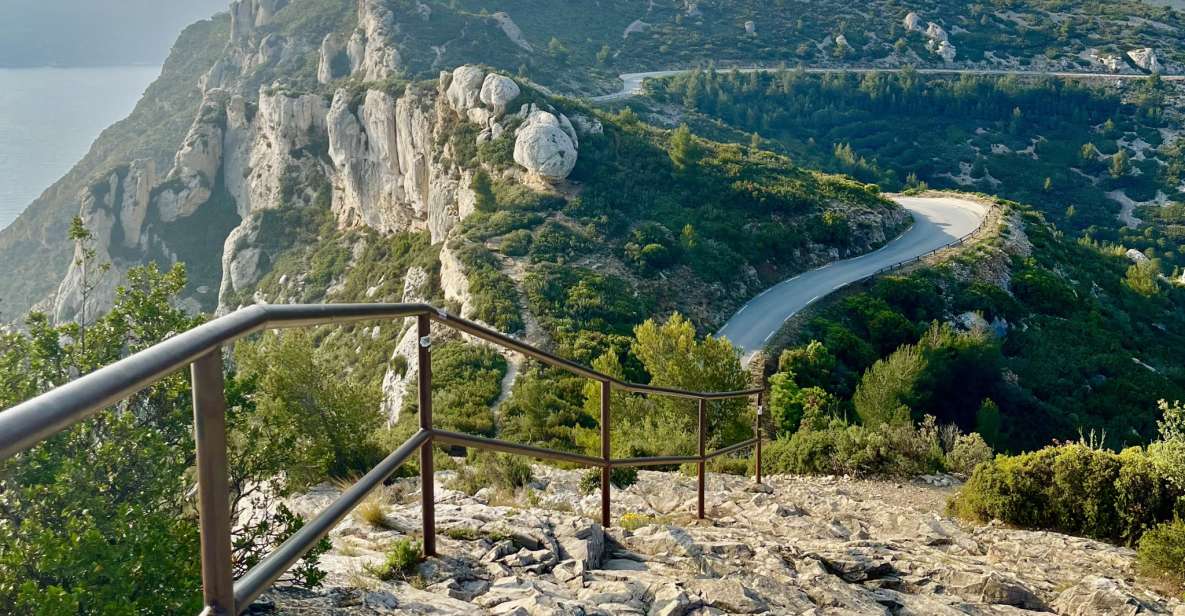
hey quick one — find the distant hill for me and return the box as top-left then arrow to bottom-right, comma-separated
0,0 -> 228,67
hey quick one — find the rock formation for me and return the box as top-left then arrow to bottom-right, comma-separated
54,61 -> 577,322
347,0 -> 402,81
1128,48 -> 1161,73
263,467 -> 1185,615
514,110 -> 579,181
491,12 -> 534,52
903,12 -> 921,31
924,22 -> 956,62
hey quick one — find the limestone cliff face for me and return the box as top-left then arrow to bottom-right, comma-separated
325,84 -> 473,244
53,63 -> 573,322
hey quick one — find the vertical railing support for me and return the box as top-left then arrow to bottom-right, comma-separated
697,397 -> 707,520
417,315 -> 436,557
600,379 -> 611,528
192,350 -> 235,616
754,390 -> 763,486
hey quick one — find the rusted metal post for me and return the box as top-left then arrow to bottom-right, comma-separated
600,379 -> 611,528
417,315 -> 436,557
192,350 -> 235,616
755,390 -> 763,485
697,397 -> 707,520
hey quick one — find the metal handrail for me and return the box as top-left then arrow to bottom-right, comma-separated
0,303 -> 766,615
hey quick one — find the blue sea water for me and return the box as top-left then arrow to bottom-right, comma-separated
0,65 -> 160,231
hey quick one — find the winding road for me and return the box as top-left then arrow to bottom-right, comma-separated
591,66 -> 1183,102
717,196 -> 987,357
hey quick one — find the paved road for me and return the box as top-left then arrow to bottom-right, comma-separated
590,66 -> 1182,102
716,196 -> 987,358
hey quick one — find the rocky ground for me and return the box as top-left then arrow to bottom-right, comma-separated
258,467 -> 1185,615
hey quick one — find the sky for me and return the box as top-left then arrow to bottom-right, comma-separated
0,0 -> 229,67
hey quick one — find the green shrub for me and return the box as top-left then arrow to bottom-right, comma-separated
1137,519 -> 1185,588
947,433 -> 993,476
367,538 -> 423,581
500,229 -> 533,256
447,452 -> 534,496
950,444 -> 1183,544
762,415 -> 945,478
579,467 -> 639,494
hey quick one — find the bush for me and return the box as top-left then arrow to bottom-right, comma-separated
579,467 -> 639,494
762,415 -> 945,478
950,443 -> 1183,544
367,538 -> 423,581
946,433 -> 993,476
447,452 -> 534,496
500,229 -> 533,256
1138,519 -> 1185,589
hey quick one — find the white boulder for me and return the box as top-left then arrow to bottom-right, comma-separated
1128,48 -> 1161,73
447,65 -> 485,112
925,22 -> 948,43
514,111 -> 578,180
903,12 -> 922,31
479,74 -> 520,116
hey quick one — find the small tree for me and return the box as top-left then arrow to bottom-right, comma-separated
1110,149 -> 1130,178
669,124 -> 701,172
471,170 -> 496,212
1125,260 -> 1160,296
67,215 -> 111,352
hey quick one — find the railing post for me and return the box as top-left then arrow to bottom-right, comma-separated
417,314 -> 436,557
697,397 -> 706,520
600,379 -> 611,528
754,390 -> 763,486
192,350 -> 235,616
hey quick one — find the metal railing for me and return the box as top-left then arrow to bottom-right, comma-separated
0,303 -> 765,616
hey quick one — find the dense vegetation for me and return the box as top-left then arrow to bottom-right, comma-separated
765,200 -> 1185,452
0,265 -> 399,612
950,399 -> 1185,585
648,69 -> 1185,269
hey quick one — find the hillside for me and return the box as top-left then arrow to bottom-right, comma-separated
757,194 -> 1185,452
2,0 -> 1183,318
642,69 -> 1185,267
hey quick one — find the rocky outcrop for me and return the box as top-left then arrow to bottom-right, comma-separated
54,63 -> 563,320
924,22 -> 956,62
230,0 -> 288,40
327,73 -> 484,243
1091,50 -> 1124,72
317,33 -> 347,84
347,0 -> 401,81
479,74 -> 521,117
903,12 -> 922,31
446,65 -> 487,112
117,159 -> 156,249
514,109 -> 579,181
156,90 -> 229,223
490,12 -> 533,52
265,468 -> 1185,615
1128,48 -> 1161,73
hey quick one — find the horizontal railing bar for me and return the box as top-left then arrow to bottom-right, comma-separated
0,306 -> 264,461
0,301 -> 763,464
233,428 -> 430,610
704,437 -> 759,460
610,455 -> 700,468
432,430 -> 607,467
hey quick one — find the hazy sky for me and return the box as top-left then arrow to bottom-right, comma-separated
0,0 -> 229,67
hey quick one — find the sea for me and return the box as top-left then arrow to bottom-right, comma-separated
0,65 -> 160,231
